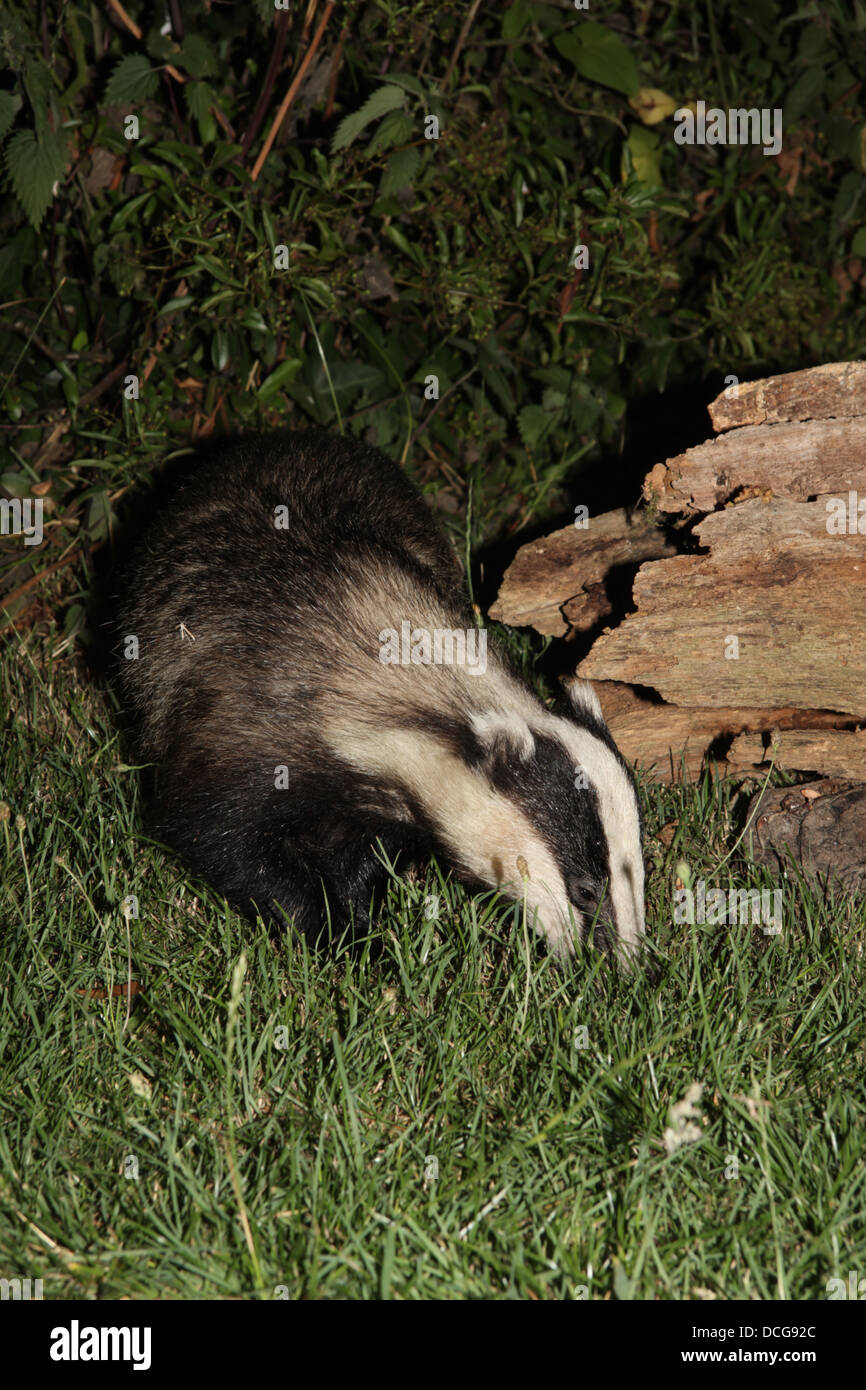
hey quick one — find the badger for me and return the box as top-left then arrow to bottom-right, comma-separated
115,430 -> 646,966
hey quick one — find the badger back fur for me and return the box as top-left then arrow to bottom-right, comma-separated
115,430 -> 645,964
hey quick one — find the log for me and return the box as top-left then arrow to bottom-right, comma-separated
643,417 -> 866,516
490,361 -> 866,781
728,727 -> 866,780
488,508 -> 675,638
708,360 -> 866,431
577,498 -> 866,718
591,681 -> 855,782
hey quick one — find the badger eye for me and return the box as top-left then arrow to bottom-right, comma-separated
566,873 -> 601,909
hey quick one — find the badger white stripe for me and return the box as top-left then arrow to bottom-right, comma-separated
320,721 -> 581,956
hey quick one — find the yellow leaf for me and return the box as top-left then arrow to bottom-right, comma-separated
628,87 -> 680,125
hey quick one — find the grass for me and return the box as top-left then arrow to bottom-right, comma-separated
2,636 -> 864,1300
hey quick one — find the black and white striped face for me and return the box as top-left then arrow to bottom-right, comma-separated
318,612 -> 644,965
325,674 -> 645,965
458,680 -> 646,966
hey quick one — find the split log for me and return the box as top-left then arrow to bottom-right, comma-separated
488,508 -> 675,638
490,361 -> 866,782
577,498 -> 866,718
643,417 -> 866,516
708,360 -> 866,432
591,681 -> 856,782
728,727 -> 866,780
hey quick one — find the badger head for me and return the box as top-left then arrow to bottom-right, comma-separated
451,679 -> 645,965
324,676 -> 645,966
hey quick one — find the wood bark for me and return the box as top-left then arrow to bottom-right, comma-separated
708,360 -> 866,432
592,681 -> 857,782
488,508 -> 675,638
490,361 -> 866,782
577,498 -> 866,718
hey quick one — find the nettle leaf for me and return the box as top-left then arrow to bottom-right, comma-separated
555,22 -> 639,97
366,110 -> 414,157
186,81 -> 214,120
104,54 -> 160,106
331,84 -> 406,153
380,147 -> 420,198
518,404 -> 553,449
379,72 -> 426,96
23,59 -> 53,136
0,91 -> 21,143
5,128 -> 68,228
179,35 -> 218,78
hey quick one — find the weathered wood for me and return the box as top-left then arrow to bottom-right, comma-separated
643,417 -> 866,515
488,508 -> 674,638
708,360 -> 866,432
745,779 -> 866,890
728,727 -> 866,779
577,498 -> 866,718
591,680 -> 855,782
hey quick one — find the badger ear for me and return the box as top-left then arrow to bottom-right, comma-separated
563,677 -> 605,725
469,710 -> 535,761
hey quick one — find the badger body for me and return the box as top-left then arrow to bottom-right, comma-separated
116,430 -> 645,963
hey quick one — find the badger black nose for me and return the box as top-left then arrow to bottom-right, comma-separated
591,917 -> 616,955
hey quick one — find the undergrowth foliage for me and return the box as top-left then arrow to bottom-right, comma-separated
1,0 -> 864,627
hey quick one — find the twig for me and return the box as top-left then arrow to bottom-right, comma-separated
441,0 -> 482,90
0,543 -> 103,633
106,0 -> 186,83
250,1 -> 335,182
240,9 -> 290,160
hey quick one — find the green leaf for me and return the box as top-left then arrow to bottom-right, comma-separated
331,85 -> 406,153
104,54 -> 160,106
0,91 -> 22,143
179,35 -> 218,78
186,80 -> 217,142
258,359 -> 303,399
23,59 -> 53,139
518,404 -> 553,449
5,128 -> 68,228
623,125 -> 662,188
851,225 -> 866,257
0,472 -> 34,498
324,360 -> 384,398
554,22 -> 639,97
186,81 -> 214,121
378,72 -> 426,96
503,0 -> 532,40
831,170 -> 863,232
380,147 -> 420,197
786,66 -> 827,125
366,110 -> 414,157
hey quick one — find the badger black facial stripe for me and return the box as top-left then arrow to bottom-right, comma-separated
548,715 -> 645,954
